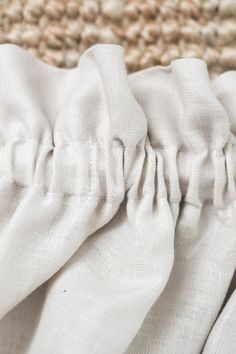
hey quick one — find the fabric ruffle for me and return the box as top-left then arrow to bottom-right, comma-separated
1,43 -> 236,206
0,44 -> 235,354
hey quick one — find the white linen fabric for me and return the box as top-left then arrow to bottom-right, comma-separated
0,43 -> 235,354
203,288 -> 236,354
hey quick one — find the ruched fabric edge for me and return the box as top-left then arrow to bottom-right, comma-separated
0,44 -> 235,354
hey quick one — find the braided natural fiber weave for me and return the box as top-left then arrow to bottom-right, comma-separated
1,0 -> 236,76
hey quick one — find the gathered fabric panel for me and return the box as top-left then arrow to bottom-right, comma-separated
0,44 -> 235,354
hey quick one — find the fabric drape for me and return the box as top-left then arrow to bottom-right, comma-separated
0,44 -> 235,354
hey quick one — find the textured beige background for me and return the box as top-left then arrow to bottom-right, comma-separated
1,0 -> 236,76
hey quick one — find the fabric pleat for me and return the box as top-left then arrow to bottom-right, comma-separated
0,43 -> 235,354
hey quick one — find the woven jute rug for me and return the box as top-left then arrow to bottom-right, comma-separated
1,0 -> 236,76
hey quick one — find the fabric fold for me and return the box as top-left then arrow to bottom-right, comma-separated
203,289 -> 236,354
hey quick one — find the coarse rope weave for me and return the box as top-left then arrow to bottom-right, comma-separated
1,0 -> 236,76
